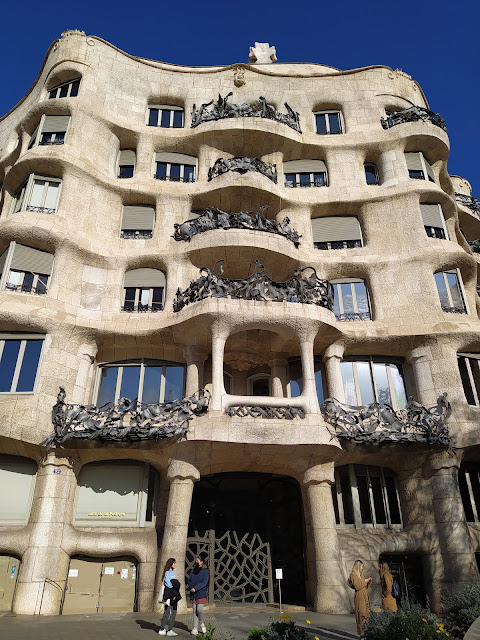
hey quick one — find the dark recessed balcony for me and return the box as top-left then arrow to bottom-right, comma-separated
381,106 -> 447,132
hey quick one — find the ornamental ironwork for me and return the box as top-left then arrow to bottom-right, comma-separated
208,157 -> 277,183
225,406 -> 305,419
456,193 -> 480,214
26,206 -> 55,214
5,283 -> 47,295
121,230 -> 153,239
381,106 -> 447,132
173,205 -> 301,246
173,260 -> 334,312
121,303 -> 163,313
321,393 -> 453,449
40,386 -> 210,447
335,311 -> 371,322
191,93 -> 301,133
468,240 -> 480,254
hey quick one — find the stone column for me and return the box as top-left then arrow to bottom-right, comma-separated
271,353 -> 288,398
183,346 -> 208,397
157,460 -> 200,613
135,137 -> 155,179
300,337 -> 319,413
323,342 -> 345,403
71,342 -> 98,404
13,454 -> 77,615
210,327 -> 228,411
303,463 -> 350,613
425,452 -> 477,608
406,345 -> 436,406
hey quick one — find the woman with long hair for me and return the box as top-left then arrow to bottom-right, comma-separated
378,562 -> 397,612
158,558 -> 181,636
349,559 -> 372,639
187,554 -> 209,635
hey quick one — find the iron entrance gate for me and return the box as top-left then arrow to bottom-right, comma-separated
187,529 -> 273,604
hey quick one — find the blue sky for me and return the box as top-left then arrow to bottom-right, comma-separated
2,0 -> 479,192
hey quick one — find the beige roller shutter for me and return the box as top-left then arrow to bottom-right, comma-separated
41,115 -> 70,133
405,152 -> 423,171
124,268 -> 165,288
121,206 -> 155,231
311,217 -> 362,242
155,152 -> 196,166
420,204 -> 444,227
0,248 -> 8,277
151,104 -> 183,111
424,158 -> 435,181
119,150 -> 136,166
283,159 -> 327,173
10,244 -> 54,275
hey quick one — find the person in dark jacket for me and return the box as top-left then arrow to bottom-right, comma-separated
186,555 -> 209,635
158,558 -> 182,636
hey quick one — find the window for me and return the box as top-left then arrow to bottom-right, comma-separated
0,456 -> 37,524
364,162 -> 379,185
48,78 -> 80,99
147,105 -> 184,128
123,269 -> 165,312
332,465 -> 402,528
118,150 -> 136,179
223,371 -> 233,394
29,115 -> 70,148
341,357 -> 407,409
0,335 -> 44,393
283,160 -> 327,187
95,360 -> 184,406
311,216 -> 362,250
247,374 -> 271,396
315,111 -> 343,135
459,463 -> 480,522
405,152 -> 435,182
331,279 -> 371,321
120,205 -> 155,239
435,270 -> 467,314
288,358 -> 325,405
0,243 -> 54,295
457,354 -> 480,406
420,204 -> 448,239
154,152 -> 196,183
11,174 -> 61,214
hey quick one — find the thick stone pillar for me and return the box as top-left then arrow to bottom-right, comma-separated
323,342 -> 345,403
71,342 -> 98,404
157,460 -> 200,613
13,454 -> 76,615
406,346 -> 436,406
300,338 -> 319,413
303,463 -> 350,613
271,353 -> 288,398
210,328 -> 228,411
183,346 -> 208,397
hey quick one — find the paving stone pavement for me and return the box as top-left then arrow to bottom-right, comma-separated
0,609 -> 358,640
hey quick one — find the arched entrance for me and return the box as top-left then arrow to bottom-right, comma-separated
187,473 -> 306,605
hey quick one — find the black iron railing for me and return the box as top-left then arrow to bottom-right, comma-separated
5,283 -> 47,295
122,303 -> 163,312
381,106 -> 446,132
335,311 -> 371,321
154,175 -> 195,183
120,230 -> 153,239
456,193 -> 480,214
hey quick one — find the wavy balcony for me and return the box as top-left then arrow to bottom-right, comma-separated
381,106 -> 447,132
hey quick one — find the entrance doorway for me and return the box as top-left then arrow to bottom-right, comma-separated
62,556 -> 137,614
0,555 -> 20,612
187,473 -> 306,605
379,553 -> 426,607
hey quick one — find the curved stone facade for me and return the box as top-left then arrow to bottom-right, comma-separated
0,30 -> 479,615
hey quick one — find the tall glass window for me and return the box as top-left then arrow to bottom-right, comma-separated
332,279 -> 371,321
0,336 -> 44,393
435,270 -> 467,314
340,358 -> 407,409
458,354 -> 480,406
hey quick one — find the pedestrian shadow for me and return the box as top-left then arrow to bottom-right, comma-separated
135,619 -> 158,631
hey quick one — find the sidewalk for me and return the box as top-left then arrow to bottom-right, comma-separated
0,608 -> 358,640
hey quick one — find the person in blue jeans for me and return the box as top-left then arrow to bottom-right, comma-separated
158,558 -> 181,636
186,555 -> 209,635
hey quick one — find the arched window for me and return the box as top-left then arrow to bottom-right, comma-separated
314,110 -> 343,135
459,462 -> 480,522
332,464 -> 402,528
248,374 -> 271,396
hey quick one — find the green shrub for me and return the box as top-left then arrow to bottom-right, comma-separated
247,627 -> 269,640
364,604 -> 453,640
268,615 -> 312,640
441,582 -> 480,638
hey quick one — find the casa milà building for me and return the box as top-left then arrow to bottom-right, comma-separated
0,29 -> 479,616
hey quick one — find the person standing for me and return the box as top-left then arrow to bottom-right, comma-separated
187,554 -> 209,635
379,562 -> 398,612
349,559 -> 372,639
158,558 -> 181,636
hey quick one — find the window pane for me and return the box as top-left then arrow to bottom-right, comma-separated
48,90 -> 56,99
328,112 -> 342,134
140,289 -> 150,306
341,361 -> 357,405
435,273 -> 449,308
313,172 -> 326,186
120,366 -> 141,401
164,366 -> 184,402
59,84 -> 69,98
371,476 -> 387,524
70,80 -> 80,97
36,274 -> 48,294
384,475 -> 401,524
459,357 -> 476,405
372,362 -> 392,405
340,283 -> 355,317
152,288 -> 164,310
44,183 -> 59,210
119,165 -> 134,178
354,282 -> 369,317
160,110 -> 171,128
97,367 -> 118,406
148,109 -> 159,126
30,180 -> 45,207
389,364 -> 407,409
288,360 -> 302,397
356,472 -> 373,523
459,469 -> 475,522
446,272 -> 464,310
357,361 -> 375,405
365,165 -> 377,184
470,471 -> 480,520
169,164 -> 181,180
8,271 -> 22,286
315,114 -> 327,134
331,484 -> 340,524
470,359 -> 480,405
184,165 -> 195,182
155,162 -> 167,179
285,173 -> 296,186
22,273 -> 34,291
315,364 -> 324,405
123,288 -> 136,310
173,110 -> 183,128
16,340 -> 42,392
338,467 -> 354,524
252,378 -> 270,397
299,173 -> 310,187
409,170 -> 424,180
142,366 -> 162,404
0,340 -> 21,392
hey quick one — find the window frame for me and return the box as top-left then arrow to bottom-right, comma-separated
434,269 -> 469,314
154,161 -> 196,183
364,162 -> 380,185
122,286 -> 164,312
421,203 -> 449,240
314,110 -> 343,135
284,171 -> 327,188
405,151 -> 435,183
28,114 -> 71,149
147,104 -> 184,129
6,269 -> 49,295
0,242 -> 54,296
10,174 -> 62,215
457,353 -> 480,407
0,334 -> 45,395
47,78 -> 81,99
331,278 -> 371,321
341,356 -> 408,411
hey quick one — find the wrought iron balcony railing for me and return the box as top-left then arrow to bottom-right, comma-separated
120,230 -> 153,239
38,140 -> 65,146
154,175 -> 195,183
122,303 -> 163,312
440,303 -> 467,314
456,193 -> 480,214
41,386 -> 210,447
285,179 -> 326,188
5,283 -> 47,295
335,311 -> 371,321
208,157 -> 277,183
173,205 -> 301,246
26,206 -> 56,214
174,260 -> 333,312
381,106 -> 447,132
468,240 -> 480,254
